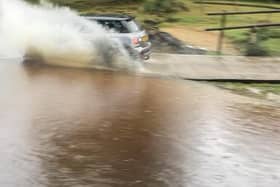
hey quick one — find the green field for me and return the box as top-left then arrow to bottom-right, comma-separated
29,0 -> 280,56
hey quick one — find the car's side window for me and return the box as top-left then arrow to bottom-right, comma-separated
97,20 -> 129,33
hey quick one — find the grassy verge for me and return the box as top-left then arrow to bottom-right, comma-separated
215,83 -> 280,101
158,1 -> 280,56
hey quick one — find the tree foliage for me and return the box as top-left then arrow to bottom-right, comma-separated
143,0 -> 187,14
24,0 -> 40,3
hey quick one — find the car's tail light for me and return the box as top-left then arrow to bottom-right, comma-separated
132,37 -> 140,45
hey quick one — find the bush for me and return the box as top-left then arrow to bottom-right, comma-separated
245,43 -> 269,56
143,0 -> 187,15
245,29 -> 271,56
25,0 -> 40,3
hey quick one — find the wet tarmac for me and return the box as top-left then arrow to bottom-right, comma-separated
0,62 -> 280,187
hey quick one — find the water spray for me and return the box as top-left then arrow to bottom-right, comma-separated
0,0 -> 135,69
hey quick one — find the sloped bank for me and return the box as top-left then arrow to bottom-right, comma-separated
149,30 -> 207,55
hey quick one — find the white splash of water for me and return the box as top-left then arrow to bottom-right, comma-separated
0,0 -> 134,69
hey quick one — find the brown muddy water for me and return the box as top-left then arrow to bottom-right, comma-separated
0,60 -> 280,187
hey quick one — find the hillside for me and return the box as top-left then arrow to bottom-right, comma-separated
26,0 -> 280,56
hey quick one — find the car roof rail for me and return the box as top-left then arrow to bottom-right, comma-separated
81,13 -> 134,21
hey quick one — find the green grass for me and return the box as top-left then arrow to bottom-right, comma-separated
225,28 -> 280,55
262,38 -> 280,55
215,83 -> 280,100
159,1 -> 280,56
218,83 -> 280,94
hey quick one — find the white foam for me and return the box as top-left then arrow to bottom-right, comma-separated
0,0 -> 133,68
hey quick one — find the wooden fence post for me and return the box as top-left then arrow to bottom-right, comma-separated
250,27 -> 258,44
217,11 -> 227,55
199,0 -> 205,13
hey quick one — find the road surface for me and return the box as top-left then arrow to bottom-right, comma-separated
146,53 -> 280,81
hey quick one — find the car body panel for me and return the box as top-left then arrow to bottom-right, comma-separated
85,15 -> 151,60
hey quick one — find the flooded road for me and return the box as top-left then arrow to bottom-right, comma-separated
0,61 -> 280,187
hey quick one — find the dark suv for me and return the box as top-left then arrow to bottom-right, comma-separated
85,14 -> 152,60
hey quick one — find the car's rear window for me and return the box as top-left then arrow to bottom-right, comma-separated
123,20 -> 142,33
94,19 -> 142,33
